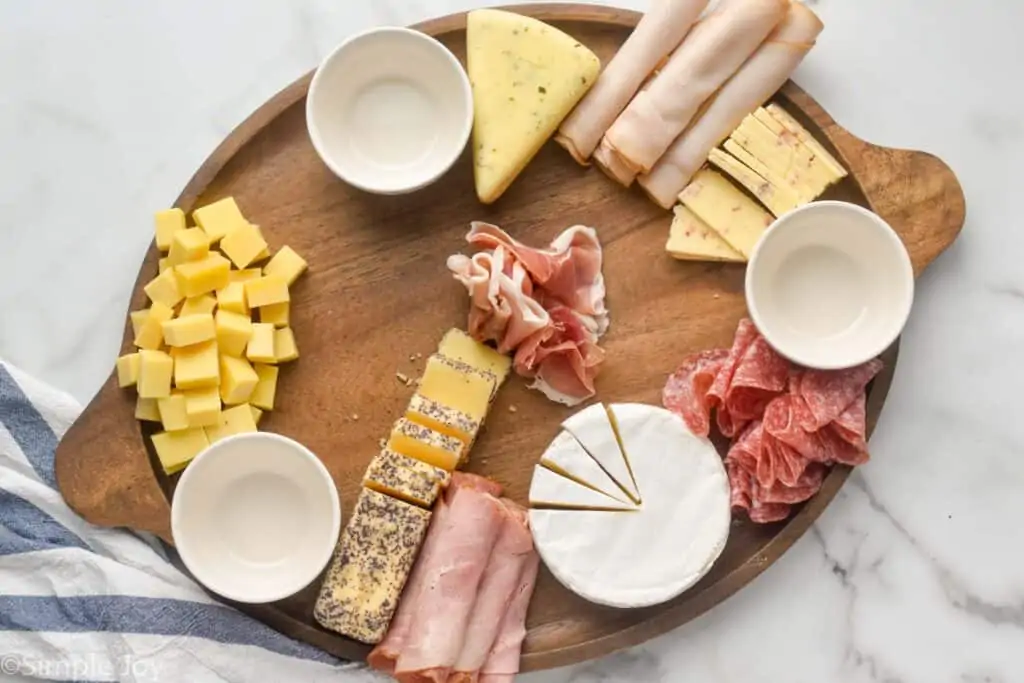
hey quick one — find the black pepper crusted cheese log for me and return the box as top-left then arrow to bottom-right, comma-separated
362,447 -> 450,508
313,488 -> 431,644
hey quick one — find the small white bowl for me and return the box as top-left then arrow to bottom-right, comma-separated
745,201 -> 914,370
171,432 -> 341,604
306,27 -> 473,195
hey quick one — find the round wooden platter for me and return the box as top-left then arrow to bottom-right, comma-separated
54,4 -> 965,672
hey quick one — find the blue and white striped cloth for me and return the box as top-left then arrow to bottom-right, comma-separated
0,361 -> 383,682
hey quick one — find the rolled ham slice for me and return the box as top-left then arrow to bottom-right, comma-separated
395,485 -> 505,683
479,552 -> 541,680
597,0 -> 789,184
450,500 -> 534,683
638,1 -> 824,207
555,0 -> 710,163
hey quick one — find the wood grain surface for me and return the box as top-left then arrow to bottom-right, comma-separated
53,4 -> 966,672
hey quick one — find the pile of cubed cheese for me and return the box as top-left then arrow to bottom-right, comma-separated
116,197 -> 307,475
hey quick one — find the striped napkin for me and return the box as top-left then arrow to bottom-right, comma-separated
0,361 -> 382,682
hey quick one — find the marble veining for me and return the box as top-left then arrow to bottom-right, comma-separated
1,0 -> 1022,680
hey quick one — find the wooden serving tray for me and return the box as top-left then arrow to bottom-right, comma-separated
54,4 -> 965,672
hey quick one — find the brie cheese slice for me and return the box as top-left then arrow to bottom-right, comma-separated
530,403 -> 731,608
540,430 -> 634,505
529,465 -> 636,511
561,403 -> 640,503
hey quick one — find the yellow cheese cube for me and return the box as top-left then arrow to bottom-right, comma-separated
263,246 -> 308,286
161,314 -> 216,347
216,282 -> 248,315
220,355 -> 259,404
143,268 -> 184,309
116,353 -> 140,388
154,208 -> 186,252
129,309 -> 149,338
418,355 -> 496,422
173,340 -> 219,390
274,327 -> 298,363
174,253 -> 231,298
246,323 -> 276,364
215,310 -> 253,357
229,268 -> 262,283
438,328 -> 512,384
134,302 -> 172,350
250,364 -> 278,411
259,301 -> 289,327
151,427 -> 209,475
178,294 -> 217,318
158,257 -> 170,273
137,350 -> 174,398
363,447 -> 450,508
249,225 -> 272,262
204,403 -> 259,444
406,394 -> 480,445
219,223 -> 268,269
192,197 -> 247,243
386,418 -> 464,471
157,393 -> 189,431
249,404 -> 263,425
245,275 -> 290,308
183,386 -> 221,427
135,396 -> 162,422
168,227 -> 211,267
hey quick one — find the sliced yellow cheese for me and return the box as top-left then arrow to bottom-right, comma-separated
418,354 -> 496,421
151,427 -> 209,475
313,488 -> 431,644
362,447 -> 450,509
707,148 -> 800,218
405,394 -> 480,445
730,116 -> 822,201
437,328 -> 511,384
679,169 -> 773,259
722,138 -> 807,206
467,9 -> 600,204
762,104 -> 848,182
386,418 -> 463,471
666,206 -> 745,263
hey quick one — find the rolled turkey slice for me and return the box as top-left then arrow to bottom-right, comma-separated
638,1 -> 824,208
555,0 -> 710,164
478,551 -> 541,680
597,0 -> 789,184
394,485 -> 505,683
449,499 -> 535,683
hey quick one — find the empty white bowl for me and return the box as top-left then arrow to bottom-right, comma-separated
171,432 -> 341,604
306,27 -> 473,194
745,201 -> 914,370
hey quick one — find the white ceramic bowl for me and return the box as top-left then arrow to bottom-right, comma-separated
171,432 -> 341,604
745,201 -> 914,370
306,27 -> 473,195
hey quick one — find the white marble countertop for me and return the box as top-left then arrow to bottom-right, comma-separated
2,0 -> 1021,680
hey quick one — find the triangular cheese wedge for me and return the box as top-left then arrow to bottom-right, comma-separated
562,403 -> 641,503
466,9 -> 600,204
707,148 -> 800,218
529,465 -> 635,511
678,169 -> 774,259
666,205 -> 745,263
540,430 -> 634,505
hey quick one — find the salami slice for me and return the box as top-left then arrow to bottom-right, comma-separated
662,348 -> 729,436
748,499 -> 791,524
727,462 -> 753,511
762,394 -> 825,463
706,318 -> 759,411
797,359 -> 883,430
715,404 -> 749,439
724,336 -> 790,420
832,393 -> 867,451
759,466 -> 825,504
820,425 -> 870,466
725,421 -> 763,474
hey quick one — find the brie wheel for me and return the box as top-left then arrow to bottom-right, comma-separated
562,403 -> 640,503
531,403 -> 730,608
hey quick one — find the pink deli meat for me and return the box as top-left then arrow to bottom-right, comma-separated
663,348 -> 730,437
479,551 -> 541,679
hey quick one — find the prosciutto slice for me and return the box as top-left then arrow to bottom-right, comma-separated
478,552 -> 541,680
598,0 -> 789,183
394,486 -> 505,683
555,0 -> 710,163
638,1 -> 824,207
450,500 -> 534,683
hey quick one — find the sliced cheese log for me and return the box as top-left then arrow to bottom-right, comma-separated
666,205 -> 745,263
637,2 -> 824,207
540,430 -> 634,504
529,465 -> 636,511
679,168 -> 773,258
555,0 -> 710,163
708,148 -> 801,217
467,9 -> 600,204
561,403 -> 640,503
598,0 -> 789,183
530,404 -> 730,608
